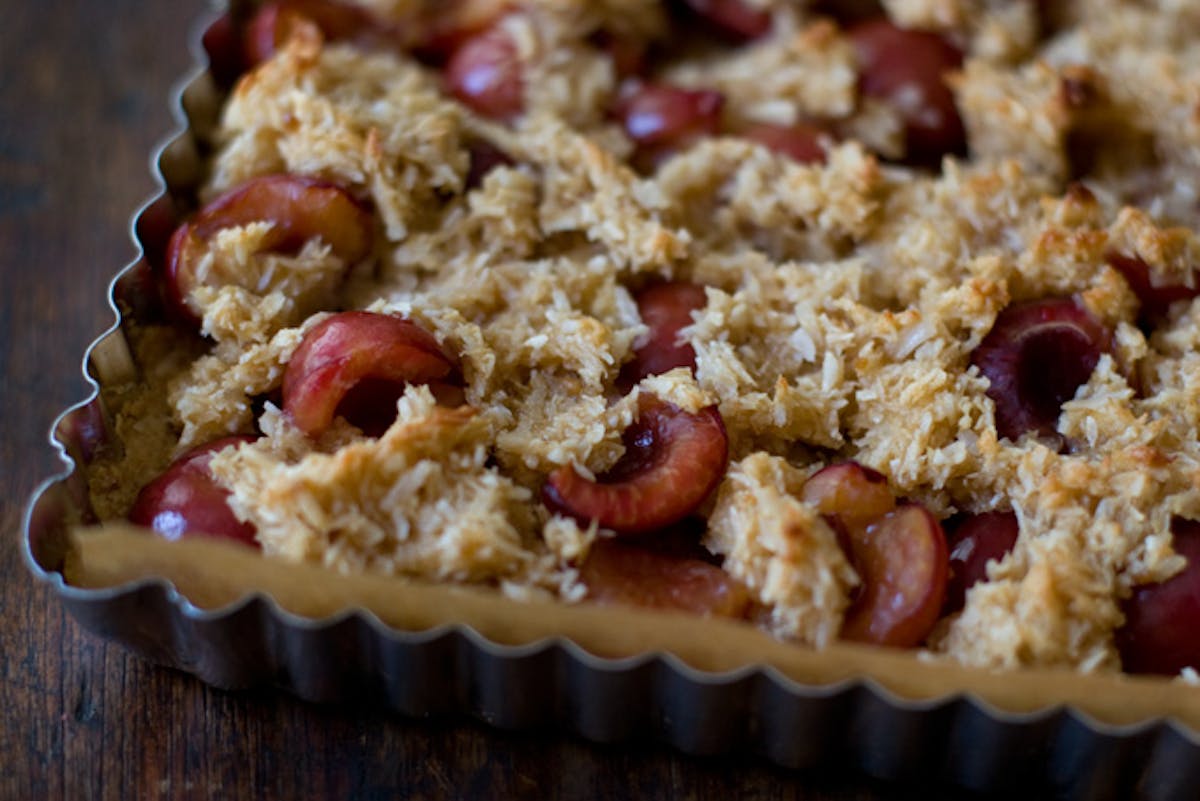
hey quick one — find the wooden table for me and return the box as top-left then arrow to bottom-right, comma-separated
0,3 -> 973,797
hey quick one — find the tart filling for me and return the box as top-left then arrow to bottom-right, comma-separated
89,0 -> 1200,678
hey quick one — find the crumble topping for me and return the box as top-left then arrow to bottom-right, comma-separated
89,0 -> 1200,675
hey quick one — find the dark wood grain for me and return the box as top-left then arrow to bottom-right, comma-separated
0,3 -> 977,799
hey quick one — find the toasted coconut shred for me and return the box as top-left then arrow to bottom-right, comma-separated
87,0 -> 1200,676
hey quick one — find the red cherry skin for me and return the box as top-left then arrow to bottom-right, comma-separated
202,13 -> 247,87
681,0 -> 772,41
542,396 -> 729,536
580,535 -> 750,617
840,504 -> 949,648
413,0 -> 510,63
801,461 -> 896,533
465,139 -> 514,190
445,25 -> 524,119
1116,519 -> 1200,676
589,30 -> 647,79
244,4 -> 316,67
164,174 -> 374,328
615,83 -> 726,170
969,297 -> 1112,442
243,0 -> 385,66
1108,253 -> 1200,325
741,122 -> 829,165
282,311 -> 461,438
615,83 -> 725,149
129,436 -> 259,547
944,511 -> 1019,613
618,282 -> 707,389
849,19 -> 966,166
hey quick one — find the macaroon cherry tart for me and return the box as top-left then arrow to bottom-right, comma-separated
23,2 -> 1200,798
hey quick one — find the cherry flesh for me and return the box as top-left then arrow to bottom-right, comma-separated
944,511 -> 1019,613
848,19 -> 965,166
282,311 -> 461,438
678,0 -> 772,41
618,281 -> 706,390
1108,253 -> 1199,325
840,505 -> 949,647
128,436 -> 259,548
1116,519 -> 1200,676
800,461 -> 896,533
970,297 -> 1112,442
164,174 -> 374,328
580,532 -> 749,617
542,396 -> 729,536
445,25 -> 524,119
800,462 -> 947,647
741,122 -> 829,165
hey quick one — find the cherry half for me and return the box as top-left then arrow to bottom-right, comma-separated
580,533 -> 750,617
244,3 -> 331,67
618,281 -> 706,390
1116,519 -> 1200,676
282,311 -> 462,438
848,18 -> 965,166
202,14 -> 247,88
542,396 -> 729,536
589,29 -> 648,80
413,0 -> 511,63
128,436 -> 259,547
445,24 -> 524,119
614,83 -> 725,169
741,122 -> 829,165
1108,253 -> 1200,325
678,0 -> 772,41
242,0 -> 510,67
465,139 -> 515,190
800,462 -> 948,647
616,83 -> 725,148
800,461 -> 896,533
840,505 -> 949,647
164,174 -> 374,328
944,511 -> 1019,613
969,297 -> 1112,442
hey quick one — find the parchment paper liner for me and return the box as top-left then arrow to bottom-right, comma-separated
66,524 -> 1200,730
